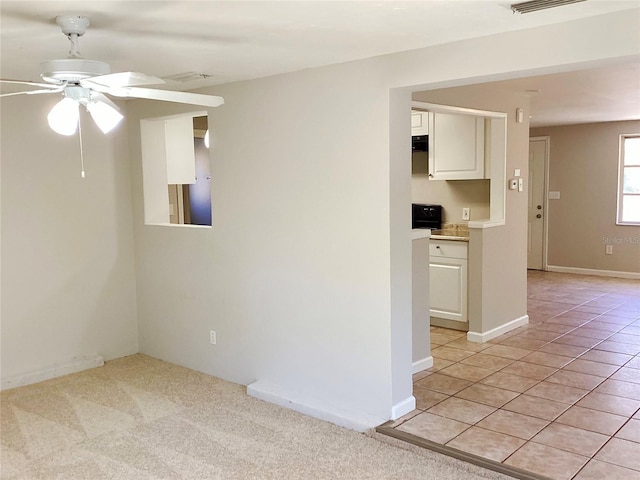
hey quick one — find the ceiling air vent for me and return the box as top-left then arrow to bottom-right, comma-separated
511,0 -> 586,14
163,72 -> 213,83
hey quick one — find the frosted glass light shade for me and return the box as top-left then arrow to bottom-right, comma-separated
87,100 -> 123,134
47,97 -> 79,136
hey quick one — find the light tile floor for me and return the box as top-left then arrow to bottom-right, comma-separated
390,271 -> 640,480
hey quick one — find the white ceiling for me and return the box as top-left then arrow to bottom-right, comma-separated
443,62 -> 640,127
1,0 -> 639,127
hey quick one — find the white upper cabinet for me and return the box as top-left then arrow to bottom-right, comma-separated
428,112 -> 485,180
411,110 -> 429,136
142,115 -> 196,186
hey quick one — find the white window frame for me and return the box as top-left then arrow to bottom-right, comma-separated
617,134 -> 640,226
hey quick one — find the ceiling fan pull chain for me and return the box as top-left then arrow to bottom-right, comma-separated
78,115 -> 86,178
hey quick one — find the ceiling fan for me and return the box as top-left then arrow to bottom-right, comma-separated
0,15 -> 224,136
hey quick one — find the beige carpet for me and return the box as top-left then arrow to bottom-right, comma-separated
1,354 -> 514,479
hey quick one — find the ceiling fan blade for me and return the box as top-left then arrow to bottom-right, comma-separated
0,79 -> 63,89
0,84 -> 66,98
81,72 -> 165,89
0,89 -> 60,98
104,86 -> 224,108
90,91 -> 121,111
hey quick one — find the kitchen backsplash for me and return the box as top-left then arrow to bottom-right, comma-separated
412,175 -> 490,222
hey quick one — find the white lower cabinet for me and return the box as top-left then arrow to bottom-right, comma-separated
429,240 -> 468,325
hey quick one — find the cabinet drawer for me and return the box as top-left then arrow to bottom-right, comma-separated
429,240 -> 468,259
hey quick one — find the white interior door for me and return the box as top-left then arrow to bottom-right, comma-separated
528,138 -> 548,270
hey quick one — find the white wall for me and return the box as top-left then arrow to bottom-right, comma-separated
412,236 -> 431,369
1,95 -> 139,387
128,11 -> 639,428
531,121 -> 640,274
127,66 -> 396,428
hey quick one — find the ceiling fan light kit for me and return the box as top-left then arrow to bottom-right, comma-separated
86,99 -> 124,134
46,85 -> 124,135
47,97 -> 79,136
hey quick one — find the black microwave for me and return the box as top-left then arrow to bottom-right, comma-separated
412,135 -> 428,152
412,204 -> 442,229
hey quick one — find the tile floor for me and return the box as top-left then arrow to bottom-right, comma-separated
389,271 -> 640,480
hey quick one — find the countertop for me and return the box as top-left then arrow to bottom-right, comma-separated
429,223 -> 470,242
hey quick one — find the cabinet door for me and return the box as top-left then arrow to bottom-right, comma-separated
411,110 -> 429,136
429,256 -> 468,323
428,112 -> 485,180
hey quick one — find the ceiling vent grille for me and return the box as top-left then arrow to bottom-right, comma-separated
511,0 -> 586,14
163,72 -> 213,83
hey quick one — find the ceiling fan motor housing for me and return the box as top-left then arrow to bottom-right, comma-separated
40,58 -> 111,84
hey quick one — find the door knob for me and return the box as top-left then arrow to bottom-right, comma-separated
536,214 -> 542,218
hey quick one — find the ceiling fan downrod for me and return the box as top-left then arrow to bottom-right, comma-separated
68,32 -> 81,57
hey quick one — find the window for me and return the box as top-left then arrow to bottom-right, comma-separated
140,111 -> 212,227
618,135 -> 640,225
168,116 -> 212,226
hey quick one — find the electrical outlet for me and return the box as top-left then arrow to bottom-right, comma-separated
209,330 -> 217,345
462,208 -> 470,221
605,245 -> 613,255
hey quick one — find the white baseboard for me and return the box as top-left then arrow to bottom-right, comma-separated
247,380 -> 387,432
1,355 -> 104,391
547,265 -> 640,280
467,315 -> 529,343
412,356 -> 433,374
391,396 -> 416,420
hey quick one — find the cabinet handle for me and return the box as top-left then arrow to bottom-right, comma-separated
436,245 -> 440,249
